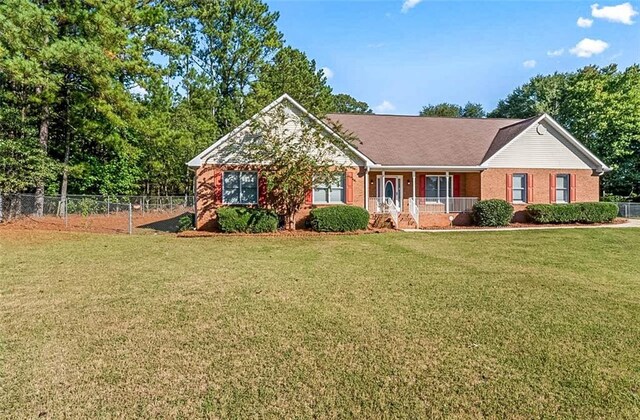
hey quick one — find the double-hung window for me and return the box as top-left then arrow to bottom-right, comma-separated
512,174 -> 527,203
223,171 -> 258,204
425,176 -> 452,202
556,174 -> 569,203
313,173 -> 345,204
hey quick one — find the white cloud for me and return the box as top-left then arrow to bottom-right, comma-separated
577,17 -> 594,28
374,100 -> 396,113
569,38 -> 610,57
523,60 -> 537,69
401,0 -> 423,13
547,48 -> 564,57
591,2 -> 638,25
321,67 -> 334,79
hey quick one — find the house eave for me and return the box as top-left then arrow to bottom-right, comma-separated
369,164 -> 486,172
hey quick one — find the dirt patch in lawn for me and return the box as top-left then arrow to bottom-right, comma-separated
0,211 -> 190,235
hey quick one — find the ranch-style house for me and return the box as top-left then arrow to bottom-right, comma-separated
187,94 -> 610,230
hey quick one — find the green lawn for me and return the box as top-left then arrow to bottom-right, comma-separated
1,229 -> 639,418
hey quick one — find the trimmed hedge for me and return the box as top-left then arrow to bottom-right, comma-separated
526,202 -> 618,224
216,207 -> 278,233
472,199 -> 514,227
309,205 -> 370,232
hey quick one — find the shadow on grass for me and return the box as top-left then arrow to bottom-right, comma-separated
138,212 -> 190,233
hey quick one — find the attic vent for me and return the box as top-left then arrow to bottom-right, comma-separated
536,123 -> 547,135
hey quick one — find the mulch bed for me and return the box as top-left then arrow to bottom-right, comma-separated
177,219 -> 627,237
177,228 -> 394,238
413,218 -> 627,230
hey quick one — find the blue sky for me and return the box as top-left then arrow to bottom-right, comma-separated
267,1 -> 640,114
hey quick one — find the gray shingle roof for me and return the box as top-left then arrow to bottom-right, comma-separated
326,113 -> 537,166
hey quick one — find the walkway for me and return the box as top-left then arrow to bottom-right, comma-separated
403,218 -> 640,233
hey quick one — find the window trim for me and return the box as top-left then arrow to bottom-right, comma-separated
222,170 -> 258,205
512,173 -> 528,203
556,174 -> 570,203
312,173 -> 346,205
425,175 -> 453,202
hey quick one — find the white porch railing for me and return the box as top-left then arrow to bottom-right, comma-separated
408,197 -> 419,226
368,197 -> 400,226
414,197 -> 478,213
385,197 -> 399,227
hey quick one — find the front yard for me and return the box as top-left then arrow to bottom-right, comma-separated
1,229 -> 639,417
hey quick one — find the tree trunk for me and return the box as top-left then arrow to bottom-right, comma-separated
59,143 -> 70,217
34,96 -> 49,217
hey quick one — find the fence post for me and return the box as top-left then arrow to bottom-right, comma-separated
107,197 -> 110,216
64,197 -> 68,228
0,195 -> 3,223
170,196 -> 173,212
128,203 -> 133,235
627,203 -> 631,218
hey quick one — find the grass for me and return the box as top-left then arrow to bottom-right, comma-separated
1,228 -> 639,418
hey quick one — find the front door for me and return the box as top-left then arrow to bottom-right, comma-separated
378,176 -> 402,210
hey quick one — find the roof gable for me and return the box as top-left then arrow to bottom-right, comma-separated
481,114 -> 610,172
187,94 -> 372,168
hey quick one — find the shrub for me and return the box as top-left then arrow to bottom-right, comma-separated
472,199 -> 514,227
526,202 -> 618,224
216,207 -> 278,233
177,213 -> 195,232
309,205 -> 370,232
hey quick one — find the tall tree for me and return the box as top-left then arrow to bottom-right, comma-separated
419,103 -> 461,117
489,65 -> 640,196
332,93 -> 372,114
181,0 -> 282,131
461,102 -> 486,118
247,46 -> 334,116
419,102 -> 485,118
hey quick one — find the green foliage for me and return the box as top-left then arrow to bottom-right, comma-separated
67,198 -> 100,217
309,206 -> 370,232
216,207 -> 278,233
177,213 -> 195,232
420,102 -> 485,118
489,65 -> 640,196
332,93 -> 372,114
247,46 -> 333,116
243,104 -> 347,229
0,137 -> 57,194
472,199 -> 514,227
526,203 -> 618,224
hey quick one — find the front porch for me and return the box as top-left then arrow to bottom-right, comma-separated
366,170 -> 481,228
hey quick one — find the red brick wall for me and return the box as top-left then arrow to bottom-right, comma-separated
195,164 -> 366,230
480,168 -> 601,221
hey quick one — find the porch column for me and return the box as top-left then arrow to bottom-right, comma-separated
364,168 -> 369,210
445,171 -> 450,213
412,171 -> 416,202
382,170 -> 386,203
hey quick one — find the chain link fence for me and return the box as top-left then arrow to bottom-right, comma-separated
0,194 -> 194,234
616,202 -> 640,219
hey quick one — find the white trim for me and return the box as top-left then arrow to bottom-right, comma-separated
222,170 -> 259,205
187,94 -> 374,168
312,173 -> 346,205
371,165 -> 485,172
481,114 -> 610,172
376,175 -> 403,211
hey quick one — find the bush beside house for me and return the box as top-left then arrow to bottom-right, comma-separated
309,206 -> 370,232
472,199 -> 514,227
526,202 -> 618,224
217,207 -> 279,233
